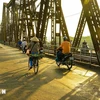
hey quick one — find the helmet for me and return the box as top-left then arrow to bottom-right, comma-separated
63,36 -> 67,41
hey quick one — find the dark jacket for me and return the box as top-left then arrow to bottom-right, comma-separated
27,41 -> 40,53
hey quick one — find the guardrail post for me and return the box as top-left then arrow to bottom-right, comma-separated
90,48 -> 92,65
80,47 -> 82,62
54,45 -> 57,55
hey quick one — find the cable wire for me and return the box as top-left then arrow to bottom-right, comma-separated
64,12 -> 81,18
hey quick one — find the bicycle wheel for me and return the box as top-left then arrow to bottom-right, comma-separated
65,57 -> 73,70
33,57 -> 39,74
28,57 -> 33,70
56,61 -> 61,67
28,58 -> 31,70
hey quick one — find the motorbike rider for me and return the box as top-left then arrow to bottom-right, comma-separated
56,36 -> 71,62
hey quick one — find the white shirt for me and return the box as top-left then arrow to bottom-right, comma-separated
21,41 -> 27,48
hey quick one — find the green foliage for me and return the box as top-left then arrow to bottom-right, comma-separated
45,36 -> 94,49
70,36 -> 94,49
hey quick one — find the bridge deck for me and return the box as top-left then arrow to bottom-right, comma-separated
0,44 -> 100,100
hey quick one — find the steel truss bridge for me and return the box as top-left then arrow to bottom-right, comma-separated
0,0 -> 100,65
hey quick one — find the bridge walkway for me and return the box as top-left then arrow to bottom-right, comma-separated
0,44 -> 100,100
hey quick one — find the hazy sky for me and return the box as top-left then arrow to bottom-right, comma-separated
62,0 -> 100,37
62,0 -> 82,37
0,0 -> 100,37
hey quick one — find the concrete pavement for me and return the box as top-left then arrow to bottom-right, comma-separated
0,43 -> 100,100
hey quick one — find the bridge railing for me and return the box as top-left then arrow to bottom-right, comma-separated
43,44 -> 57,54
71,47 -> 98,65
43,44 -> 98,65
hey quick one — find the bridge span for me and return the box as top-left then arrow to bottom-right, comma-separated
0,43 -> 100,100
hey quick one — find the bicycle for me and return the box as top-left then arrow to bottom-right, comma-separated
56,53 -> 74,70
28,51 -> 45,74
28,54 -> 39,74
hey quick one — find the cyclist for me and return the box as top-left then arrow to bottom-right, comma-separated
27,36 -> 40,70
56,36 -> 71,62
21,38 -> 27,53
17,39 -> 22,50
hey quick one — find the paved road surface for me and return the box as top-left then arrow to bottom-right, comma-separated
0,44 -> 100,100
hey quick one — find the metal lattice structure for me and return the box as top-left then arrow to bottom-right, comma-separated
1,0 -> 69,43
1,0 -> 100,65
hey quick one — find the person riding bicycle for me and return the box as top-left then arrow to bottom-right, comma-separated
21,38 -> 27,53
27,36 -> 40,70
56,36 -> 71,62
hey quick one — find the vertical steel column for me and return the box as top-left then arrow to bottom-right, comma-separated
2,3 -> 7,42
36,0 -> 50,42
24,0 -> 35,41
55,0 -> 61,45
55,0 -> 70,45
51,0 -> 55,45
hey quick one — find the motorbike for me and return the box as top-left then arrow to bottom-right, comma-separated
56,50 -> 74,70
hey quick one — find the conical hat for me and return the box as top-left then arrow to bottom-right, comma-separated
30,37 -> 39,42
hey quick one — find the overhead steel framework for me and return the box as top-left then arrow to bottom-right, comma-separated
1,0 -> 70,43
1,0 -> 100,65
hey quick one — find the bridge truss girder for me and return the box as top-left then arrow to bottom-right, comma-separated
1,0 -> 70,45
